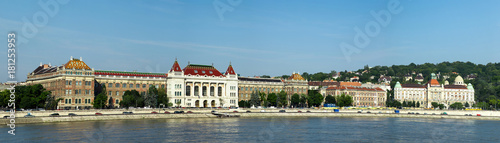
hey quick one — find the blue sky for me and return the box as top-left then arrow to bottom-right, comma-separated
1,0 -> 499,82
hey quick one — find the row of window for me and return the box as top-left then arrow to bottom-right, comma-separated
65,71 -> 92,75
186,86 -> 223,96
65,90 -> 92,95
106,83 -> 163,89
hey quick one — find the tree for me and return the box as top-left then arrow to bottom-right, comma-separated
157,88 -> 169,108
438,104 -> 445,110
299,94 -> 307,107
403,101 -> 407,107
307,92 -> 324,107
93,85 -> 108,109
259,92 -> 267,107
449,102 -> 464,110
249,91 -> 260,107
45,95 -> 63,110
267,93 -> 277,107
291,93 -> 300,107
278,90 -> 288,107
416,101 -> 420,108
431,102 -> 439,109
325,95 -> 336,104
336,93 -> 354,107
464,102 -> 470,108
144,86 -> 158,108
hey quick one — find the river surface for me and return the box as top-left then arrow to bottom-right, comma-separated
2,117 -> 499,142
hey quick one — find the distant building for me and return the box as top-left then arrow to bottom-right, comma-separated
238,77 -> 283,101
326,86 -> 386,107
378,75 -> 392,84
394,73 -> 474,108
415,74 -> 424,82
283,72 -> 309,104
350,76 -> 359,82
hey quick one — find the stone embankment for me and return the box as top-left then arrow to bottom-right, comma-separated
1,108 -> 499,124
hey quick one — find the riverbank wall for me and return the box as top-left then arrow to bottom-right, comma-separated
2,109 -> 500,124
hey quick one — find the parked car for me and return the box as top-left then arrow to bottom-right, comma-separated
357,111 -> 362,113
260,110 -> 266,112
24,114 -> 35,118
367,111 -> 371,113
187,111 -> 193,113
174,111 -> 184,114
416,112 -> 420,115
441,112 -> 448,115
151,111 -> 158,114
432,113 -> 436,115
49,113 -> 60,117
246,110 -> 251,113
123,112 -> 133,114
164,111 -> 170,114
298,110 -> 302,113
233,111 -> 238,113
279,110 -> 286,113
211,110 -> 217,114
95,113 -> 103,115
306,110 -> 311,113
477,114 -> 481,116
3,115 -> 10,118
68,113 -> 77,116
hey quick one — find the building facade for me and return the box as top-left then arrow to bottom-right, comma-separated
27,57 -> 238,109
238,77 -> 284,101
166,60 -> 238,108
394,73 -> 475,108
326,86 -> 386,107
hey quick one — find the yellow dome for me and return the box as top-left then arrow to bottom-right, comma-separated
288,73 -> 305,80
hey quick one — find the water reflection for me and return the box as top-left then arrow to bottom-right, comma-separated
2,117 -> 499,142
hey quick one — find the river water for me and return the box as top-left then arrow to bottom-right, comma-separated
2,117 -> 499,142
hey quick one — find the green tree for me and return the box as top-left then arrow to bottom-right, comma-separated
325,95 -> 336,104
291,93 -> 300,107
144,86 -> 158,108
403,101 -> 407,107
416,101 -> 420,108
464,102 -> 470,108
299,94 -> 307,107
307,92 -> 324,107
249,91 -> 260,107
157,88 -> 169,108
45,95 -> 63,110
93,85 -> 108,109
431,102 -> 439,109
438,104 -> 445,110
259,92 -> 267,107
336,93 -> 354,107
449,102 -> 464,110
267,93 -> 277,107
278,90 -> 288,107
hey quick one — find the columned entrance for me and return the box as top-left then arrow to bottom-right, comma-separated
195,100 -> 200,107
211,100 -> 215,107
203,100 -> 208,108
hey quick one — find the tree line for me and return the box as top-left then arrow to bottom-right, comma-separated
238,90 -> 354,108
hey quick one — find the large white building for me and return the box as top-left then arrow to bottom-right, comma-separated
394,73 -> 475,108
166,60 -> 239,108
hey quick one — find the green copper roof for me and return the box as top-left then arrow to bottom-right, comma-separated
394,81 -> 402,88
467,83 -> 474,90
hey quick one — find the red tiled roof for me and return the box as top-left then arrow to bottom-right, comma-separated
429,79 -> 440,86
326,86 -> 384,91
401,84 -> 426,88
95,70 -> 167,78
183,64 -> 224,77
340,82 -> 362,87
225,65 -> 236,75
444,85 -> 467,89
170,60 -> 182,72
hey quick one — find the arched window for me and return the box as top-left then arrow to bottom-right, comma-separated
186,86 -> 191,96
202,86 -> 207,96
210,86 -> 215,96
218,87 -> 222,96
194,86 -> 199,96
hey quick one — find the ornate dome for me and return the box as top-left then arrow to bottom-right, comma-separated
455,75 -> 464,85
288,72 -> 305,80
